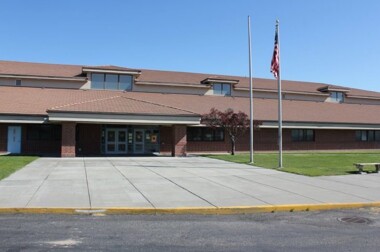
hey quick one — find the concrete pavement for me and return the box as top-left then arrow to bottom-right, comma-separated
1,156 -> 380,212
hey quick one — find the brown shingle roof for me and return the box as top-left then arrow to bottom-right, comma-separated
0,60 -> 83,78
0,86 -> 113,115
137,69 -> 380,98
0,86 -> 195,117
120,92 -> 380,125
0,60 -> 379,98
1,86 -> 380,125
49,95 -> 196,116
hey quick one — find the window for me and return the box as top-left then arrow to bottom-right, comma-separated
187,127 -> 225,141
356,130 -> 380,142
330,92 -> 344,103
16,80 -> 21,86
213,83 -> 231,96
105,74 -> 118,90
119,75 -> 133,90
91,73 -> 133,91
27,125 -> 61,141
291,129 -> 314,142
92,73 -> 104,89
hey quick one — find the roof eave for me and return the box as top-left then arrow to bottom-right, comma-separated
201,78 -> 239,85
234,87 -> 329,96
135,81 -> 210,89
0,74 -> 86,82
47,111 -> 200,125
317,86 -> 351,93
82,67 -> 141,76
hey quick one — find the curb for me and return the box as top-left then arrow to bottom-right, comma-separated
1,202 -> 380,215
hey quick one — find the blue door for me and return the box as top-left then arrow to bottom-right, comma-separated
7,126 -> 21,154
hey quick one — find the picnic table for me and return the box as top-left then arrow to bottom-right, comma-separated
354,163 -> 380,174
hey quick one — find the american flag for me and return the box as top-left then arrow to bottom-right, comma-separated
270,28 -> 279,79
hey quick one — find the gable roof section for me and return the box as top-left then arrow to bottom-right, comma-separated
0,86 -> 114,116
0,86 -> 196,117
48,95 -> 196,116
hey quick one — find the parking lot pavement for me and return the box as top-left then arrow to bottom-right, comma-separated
0,156 -> 380,209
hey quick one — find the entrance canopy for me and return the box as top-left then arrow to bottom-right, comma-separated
48,112 -> 200,125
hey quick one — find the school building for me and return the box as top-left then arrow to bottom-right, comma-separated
1,60 -> 380,157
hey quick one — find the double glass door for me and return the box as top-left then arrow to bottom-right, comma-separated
105,128 -> 151,154
106,129 -> 127,154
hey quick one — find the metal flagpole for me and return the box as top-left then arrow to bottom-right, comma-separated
276,20 -> 283,168
248,16 -> 254,164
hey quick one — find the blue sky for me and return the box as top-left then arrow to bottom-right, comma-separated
0,0 -> 379,91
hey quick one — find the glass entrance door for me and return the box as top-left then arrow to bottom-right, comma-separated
106,129 -> 127,154
134,129 -> 144,154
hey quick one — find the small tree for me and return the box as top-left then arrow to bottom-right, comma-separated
201,108 -> 261,155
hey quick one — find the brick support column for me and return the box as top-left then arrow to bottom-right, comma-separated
61,122 -> 76,157
172,125 -> 187,157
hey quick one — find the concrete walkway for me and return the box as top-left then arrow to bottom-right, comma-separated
1,157 -> 380,209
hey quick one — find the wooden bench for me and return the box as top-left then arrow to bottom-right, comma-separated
354,163 -> 380,174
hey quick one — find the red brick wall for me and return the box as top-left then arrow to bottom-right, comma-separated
0,124 -> 7,152
186,129 -> 262,153
61,122 -> 76,157
76,124 -> 101,156
159,126 -> 172,154
282,129 -> 380,150
22,125 -> 61,156
172,125 -> 187,156
186,128 -> 380,153
188,141 -> 230,152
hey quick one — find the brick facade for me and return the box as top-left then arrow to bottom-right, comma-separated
187,128 -> 380,153
61,122 -> 76,157
159,126 -> 172,154
3,122 -> 379,156
76,124 -> 102,156
172,125 -> 187,156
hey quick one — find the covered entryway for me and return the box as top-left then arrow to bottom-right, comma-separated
47,103 -> 200,157
78,125 -> 161,156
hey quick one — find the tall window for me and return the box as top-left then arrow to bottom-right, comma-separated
91,73 -> 133,91
187,127 -> 224,141
356,130 -> 380,142
330,92 -> 344,103
291,129 -> 314,142
105,74 -> 118,90
213,83 -> 231,96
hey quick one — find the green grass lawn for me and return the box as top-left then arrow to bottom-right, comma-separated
204,152 -> 380,176
0,156 -> 38,180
